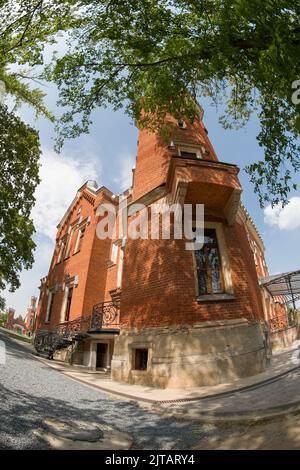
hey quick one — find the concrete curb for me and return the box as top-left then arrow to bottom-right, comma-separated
151,401 -> 300,425
156,363 -> 300,404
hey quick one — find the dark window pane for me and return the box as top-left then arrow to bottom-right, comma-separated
204,229 -> 218,244
134,348 -> 148,370
195,229 -> 223,295
195,249 -> 206,266
180,151 -> 197,159
212,269 -> 222,293
198,270 -> 208,294
65,287 -> 73,321
47,293 -> 55,322
207,248 -> 220,269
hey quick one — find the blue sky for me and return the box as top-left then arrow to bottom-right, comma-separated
3,88 -> 300,316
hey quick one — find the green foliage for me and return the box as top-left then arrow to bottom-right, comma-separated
45,0 -> 300,206
0,311 -> 7,325
1,0 -> 300,212
0,104 -> 40,302
0,1 -> 73,303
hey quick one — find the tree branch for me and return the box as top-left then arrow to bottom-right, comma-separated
5,0 -> 44,54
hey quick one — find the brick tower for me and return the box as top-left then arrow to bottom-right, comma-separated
111,108 -> 267,388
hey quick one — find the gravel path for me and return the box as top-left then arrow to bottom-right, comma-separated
0,331 -> 214,450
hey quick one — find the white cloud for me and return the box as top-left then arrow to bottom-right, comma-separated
264,197 -> 300,230
3,235 -> 54,316
113,153 -> 135,191
31,148 -> 101,239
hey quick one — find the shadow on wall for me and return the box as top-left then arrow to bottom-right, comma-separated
121,217 -> 263,329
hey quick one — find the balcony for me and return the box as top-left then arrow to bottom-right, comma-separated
34,301 -> 120,357
90,301 -> 120,330
55,315 -> 91,337
167,157 -> 242,225
53,300 -> 120,334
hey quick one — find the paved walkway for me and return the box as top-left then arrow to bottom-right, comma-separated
192,413 -> 300,450
3,331 -> 300,450
33,342 -> 300,407
0,331 -> 211,450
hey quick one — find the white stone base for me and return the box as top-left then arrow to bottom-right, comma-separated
111,319 -> 268,388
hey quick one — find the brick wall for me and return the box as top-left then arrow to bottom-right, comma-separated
120,215 -> 264,328
132,115 -> 218,202
35,187 -> 115,330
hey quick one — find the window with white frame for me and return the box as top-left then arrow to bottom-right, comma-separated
178,146 -> 202,159
110,242 -> 119,264
195,229 -> 224,295
45,291 -> 55,323
57,239 -> 66,263
193,222 -> 234,298
64,227 -> 74,259
60,284 -> 74,322
117,246 -> 124,288
74,224 -> 86,254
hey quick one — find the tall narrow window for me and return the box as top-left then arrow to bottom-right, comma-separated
64,229 -> 74,259
45,292 -> 55,322
64,287 -> 73,321
195,229 -> 224,295
110,242 -> 119,264
57,241 -> 65,263
74,226 -> 86,254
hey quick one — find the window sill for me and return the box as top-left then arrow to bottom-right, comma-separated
197,293 -> 236,303
106,260 -> 116,268
131,369 -> 148,373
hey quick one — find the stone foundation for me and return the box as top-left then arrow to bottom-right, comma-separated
111,319 -> 268,388
53,335 -> 116,370
270,326 -> 298,351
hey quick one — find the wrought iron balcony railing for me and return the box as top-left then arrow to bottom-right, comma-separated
91,301 -> 120,330
54,315 -> 92,337
269,313 -> 298,332
34,301 -> 120,358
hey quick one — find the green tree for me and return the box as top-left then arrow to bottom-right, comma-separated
46,0 -> 300,206
0,311 -> 7,325
0,105 -> 40,305
0,0 -> 74,305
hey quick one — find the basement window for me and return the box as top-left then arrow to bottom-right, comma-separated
133,348 -> 148,371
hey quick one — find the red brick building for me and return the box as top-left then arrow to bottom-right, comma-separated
24,296 -> 37,337
4,307 -> 26,334
34,108 -> 296,388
